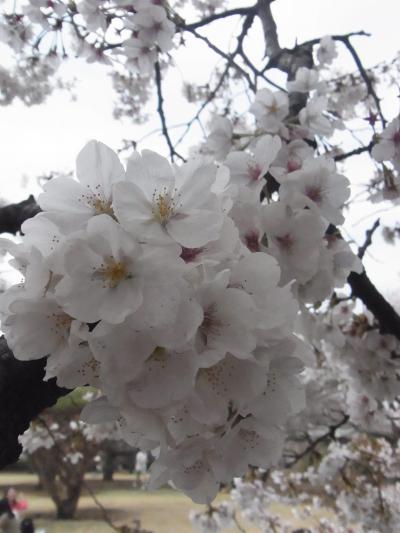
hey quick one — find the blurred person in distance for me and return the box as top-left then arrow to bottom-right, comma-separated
0,487 -> 19,532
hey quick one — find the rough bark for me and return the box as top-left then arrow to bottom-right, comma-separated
0,195 -> 40,235
0,337 -> 68,469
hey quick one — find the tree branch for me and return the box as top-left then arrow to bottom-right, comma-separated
285,415 -> 349,468
334,142 -> 373,162
337,35 -> 386,128
0,195 -> 40,235
0,337 -> 68,470
175,14 -> 257,148
187,28 -> 256,92
256,0 -> 280,58
256,4 -> 398,339
348,270 -> 400,340
357,218 -> 380,260
154,61 -> 186,163
298,30 -> 370,49
178,6 -> 257,32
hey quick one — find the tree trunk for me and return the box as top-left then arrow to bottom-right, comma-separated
55,488 -> 81,520
102,450 -> 115,482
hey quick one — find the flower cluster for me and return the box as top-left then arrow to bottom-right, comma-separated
122,1 -> 175,74
191,434 -> 400,533
0,65 -> 359,501
20,417 -> 112,462
1,136 -> 311,503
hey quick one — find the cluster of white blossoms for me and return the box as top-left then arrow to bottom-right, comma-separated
300,301 -> 400,406
0,58 -> 361,501
189,501 -> 234,533
305,437 -> 400,532
192,432 -> 400,533
1,130 -> 356,504
371,116 -> 400,201
121,1 -> 175,74
0,140 -> 297,503
19,418 -> 111,463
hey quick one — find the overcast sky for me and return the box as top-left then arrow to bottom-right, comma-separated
0,0 -> 398,299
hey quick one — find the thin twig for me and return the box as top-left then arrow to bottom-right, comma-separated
154,61 -> 186,163
285,415 -> 349,468
338,35 -> 386,128
334,142 -> 373,162
175,14 -> 256,148
298,30 -> 370,49
233,512 -> 247,533
358,218 -> 381,259
178,6 -> 257,32
188,29 -> 256,92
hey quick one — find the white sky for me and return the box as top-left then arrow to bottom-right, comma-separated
0,0 -> 399,298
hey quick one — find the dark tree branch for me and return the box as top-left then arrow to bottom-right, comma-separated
154,61 -> 186,163
357,218 -> 380,260
334,142 -> 373,162
0,195 -> 40,235
298,30 -> 370,49
188,28 -> 256,92
256,0 -> 280,58
0,337 -> 68,470
175,14 -> 256,149
178,6 -> 257,32
348,270 -> 400,340
337,35 -> 386,128
345,220 -> 400,340
256,0 -> 312,114
285,415 -> 349,468
0,196 -> 68,469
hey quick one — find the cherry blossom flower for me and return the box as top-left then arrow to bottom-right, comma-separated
299,96 -> 333,137
224,135 -> 281,192
278,157 -> 350,225
262,203 -> 327,285
2,296 -> 76,360
270,139 -> 314,181
124,38 -> 158,75
203,117 -> 234,160
55,215 -> 185,324
372,117 -> 400,170
113,151 -> 224,247
287,67 -> 319,93
250,88 -> 289,133
77,0 -> 107,32
132,5 -> 175,53
317,35 -> 337,66
38,140 -> 125,231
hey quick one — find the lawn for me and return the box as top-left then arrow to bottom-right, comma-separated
0,471 -> 329,532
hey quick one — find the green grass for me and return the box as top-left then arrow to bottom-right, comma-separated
0,471 -> 332,532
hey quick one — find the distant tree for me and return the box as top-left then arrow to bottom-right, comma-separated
19,390 -> 113,519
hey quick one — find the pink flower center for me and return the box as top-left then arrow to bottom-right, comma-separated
393,131 -> 400,144
276,233 -> 293,250
180,246 -> 203,262
287,158 -> 302,172
244,231 -> 260,252
247,163 -> 262,182
199,303 -> 222,345
152,22 -> 163,32
305,185 -> 322,204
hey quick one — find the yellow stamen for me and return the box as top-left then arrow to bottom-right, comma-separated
96,259 -> 128,288
152,189 -> 176,225
93,198 -> 115,217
